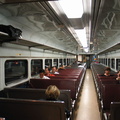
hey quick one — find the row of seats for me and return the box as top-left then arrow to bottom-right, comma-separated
91,63 -> 119,120
4,88 -> 72,111
0,98 -> 66,120
0,88 -> 72,120
30,67 -> 86,100
0,64 -> 86,120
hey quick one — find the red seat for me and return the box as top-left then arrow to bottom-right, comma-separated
4,88 -> 72,111
0,98 -> 66,120
101,84 -> 120,111
30,78 -> 77,100
110,102 -> 120,120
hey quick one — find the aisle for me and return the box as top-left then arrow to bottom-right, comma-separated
73,69 -> 101,120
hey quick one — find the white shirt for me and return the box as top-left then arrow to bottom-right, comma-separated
54,71 -> 59,74
33,75 -> 50,79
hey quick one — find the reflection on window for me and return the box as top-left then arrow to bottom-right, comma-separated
59,59 -> 63,67
31,59 -> 43,76
72,59 -> 75,63
99,58 -> 101,63
64,58 -> 66,65
67,59 -> 70,65
111,59 -> 115,69
54,59 -> 58,67
108,59 -> 110,67
5,60 -> 28,84
105,58 -> 107,66
45,59 -> 52,68
116,59 -> 120,71
103,58 -> 105,64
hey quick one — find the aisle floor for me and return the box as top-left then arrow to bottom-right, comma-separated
73,69 -> 101,120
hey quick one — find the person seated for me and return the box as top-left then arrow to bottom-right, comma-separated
103,67 -> 112,76
34,69 -> 50,79
58,65 -> 66,70
45,85 -> 60,101
116,70 -> 120,80
45,85 -> 70,118
67,64 -> 71,67
45,67 -> 55,76
51,66 -> 59,74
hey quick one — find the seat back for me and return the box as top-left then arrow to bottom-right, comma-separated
30,78 -> 77,99
0,98 -> 66,120
101,84 -> 120,110
99,80 -> 118,94
110,102 -> 120,120
4,88 -> 72,111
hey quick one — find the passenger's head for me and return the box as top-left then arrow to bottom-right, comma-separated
45,85 -> 60,100
39,69 -> 45,78
104,67 -> 111,75
51,66 -> 57,73
117,70 -> 120,73
117,70 -> 120,76
45,67 -> 50,74
61,65 -> 65,68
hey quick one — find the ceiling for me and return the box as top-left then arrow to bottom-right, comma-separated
0,0 -> 120,55
91,0 -> 120,54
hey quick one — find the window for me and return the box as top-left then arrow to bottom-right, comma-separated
108,58 -> 110,67
105,58 -> 107,66
72,58 -> 76,63
5,60 -> 28,84
99,58 -> 102,63
53,59 -> 58,67
116,59 -> 120,71
45,59 -> 52,68
67,58 -> 70,66
100,58 -> 103,64
111,59 -> 115,69
104,58 -> 106,64
64,58 -> 66,65
59,59 -> 63,67
31,59 -> 43,76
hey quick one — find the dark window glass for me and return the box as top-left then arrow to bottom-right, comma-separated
5,60 -> 28,85
108,59 -> 110,67
102,58 -> 104,64
45,59 -> 52,68
31,59 -> 43,76
101,58 -> 102,63
100,58 -> 103,64
64,58 -> 66,65
99,58 -> 101,63
54,59 -> 58,67
69,59 -> 72,64
111,59 -> 115,69
70,58 -> 75,65
59,59 -> 63,66
104,58 -> 106,64
105,58 -> 107,65
67,58 -> 70,66
116,59 -> 120,71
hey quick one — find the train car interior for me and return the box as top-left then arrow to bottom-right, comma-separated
0,0 -> 120,120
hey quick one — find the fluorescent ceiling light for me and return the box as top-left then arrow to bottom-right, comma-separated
75,29 -> 87,47
59,0 -> 83,18
75,29 -> 89,52
84,48 -> 89,52
90,42 -> 93,44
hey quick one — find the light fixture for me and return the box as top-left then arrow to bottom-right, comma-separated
75,29 -> 87,47
58,0 -> 83,18
84,47 -> 89,52
90,42 -> 93,44
75,29 -> 89,52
